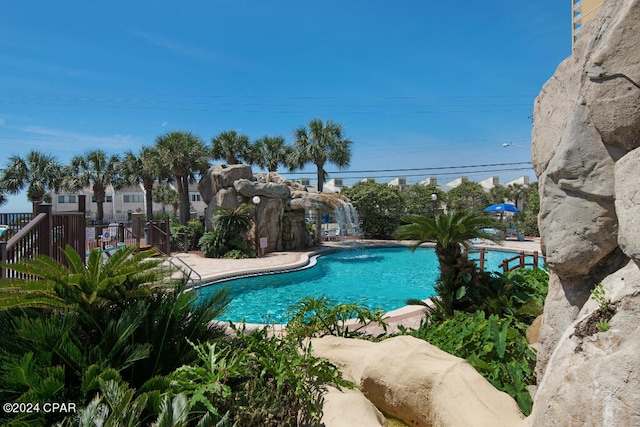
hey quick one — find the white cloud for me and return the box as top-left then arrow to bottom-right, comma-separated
161,121 -> 168,127
17,125 -> 143,157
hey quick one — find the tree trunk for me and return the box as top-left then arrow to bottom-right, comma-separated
178,176 -> 191,225
315,163 -> 325,243
144,180 -> 154,221
94,183 -> 105,223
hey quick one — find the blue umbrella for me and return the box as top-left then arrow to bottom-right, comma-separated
484,203 -> 520,213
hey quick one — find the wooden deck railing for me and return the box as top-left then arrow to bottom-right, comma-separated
148,218 -> 170,255
466,248 -> 541,273
0,197 -> 87,279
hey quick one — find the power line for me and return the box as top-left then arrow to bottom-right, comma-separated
279,162 -> 531,175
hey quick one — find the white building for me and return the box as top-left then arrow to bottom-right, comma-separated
53,183 -> 207,220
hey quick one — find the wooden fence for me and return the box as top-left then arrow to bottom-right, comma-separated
1,199 -> 173,279
1,198 -> 87,279
466,248 -> 541,273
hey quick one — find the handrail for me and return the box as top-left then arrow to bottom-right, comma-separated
499,251 -> 540,272
5,213 -> 48,252
168,255 -> 202,291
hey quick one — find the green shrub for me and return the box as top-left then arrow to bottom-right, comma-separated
171,326 -> 353,426
286,295 -> 387,341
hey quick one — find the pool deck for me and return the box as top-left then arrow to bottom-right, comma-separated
174,237 -> 542,334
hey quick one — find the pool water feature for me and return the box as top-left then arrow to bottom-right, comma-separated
200,247 -> 523,324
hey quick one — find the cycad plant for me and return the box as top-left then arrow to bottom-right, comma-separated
200,204 -> 256,258
0,245 -> 167,311
395,211 -> 499,316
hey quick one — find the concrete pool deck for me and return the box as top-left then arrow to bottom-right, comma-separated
174,237 -> 542,333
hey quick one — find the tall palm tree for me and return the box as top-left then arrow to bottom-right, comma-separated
248,135 -> 293,172
119,147 -> 161,221
211,130 -> 251,165
155,131 -> 210,225
0,150 -> 62,203
65,150 -> 120,223
291,118 -> 352,241
0,190 -> 6,207
394,211 -> 498,316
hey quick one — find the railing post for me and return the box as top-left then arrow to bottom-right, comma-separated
118,223 -> 125,243
164,217 -> 170,255
519,251 -> 525,269
533,251 -> 539,269
479,248 -> 485,272
38,204 -> 53,257
78,195 -> 86,214
0,241 -> 7,279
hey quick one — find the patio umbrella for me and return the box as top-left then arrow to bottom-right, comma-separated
484,203 -> 520,221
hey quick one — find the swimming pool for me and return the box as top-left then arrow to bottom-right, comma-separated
200,246 -> 522,324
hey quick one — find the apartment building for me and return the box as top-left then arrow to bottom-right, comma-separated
53,183 -> 207,221
572,0 -> 605,47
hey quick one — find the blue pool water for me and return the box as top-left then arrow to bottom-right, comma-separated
200,247 -> 521,324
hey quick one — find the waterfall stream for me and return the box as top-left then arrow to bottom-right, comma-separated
333,200 -> 363,240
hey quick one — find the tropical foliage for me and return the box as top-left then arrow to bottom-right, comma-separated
211,130 -> 251,165
155,131 -> 210,225
446,181 -> 490,213
64,150 -> 121,223
403,310 -> 537,415
247,135 -> 293,172
341,181 -> 404,239
286,295 -> 387,341
0,150 -> 62,203
395,211 -> 499,316
152,182 -> 179,215
199,204 -> 256,258
0,245 -> 355,426
290,118 -> 352,241
119,147 -> 161,221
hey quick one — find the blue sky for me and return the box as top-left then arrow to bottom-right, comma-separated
1,1 -> 570,212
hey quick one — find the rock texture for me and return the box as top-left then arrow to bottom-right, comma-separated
198,165 -> 351,253
311,386 -> 387,427
312,336 -> 524,427
529,0 -> 640,424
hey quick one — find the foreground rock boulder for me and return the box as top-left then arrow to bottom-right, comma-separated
530,0 -> 640,424
312,336 -> 524,427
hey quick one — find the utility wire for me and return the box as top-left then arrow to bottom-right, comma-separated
279,162 -> 531,175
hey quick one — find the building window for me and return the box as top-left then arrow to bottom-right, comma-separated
334,179 -> 344,187
300,178 -> 311,186
190,193 -> 202,202
123,194 -> 144,203
92,195 -> 113,203
58,195 -> 77,204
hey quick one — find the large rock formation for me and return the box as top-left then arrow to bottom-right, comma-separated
198,164 -> 351,253
312,336 -> 524,427
529,0 -> 640,424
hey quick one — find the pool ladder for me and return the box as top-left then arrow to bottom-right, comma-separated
168,255 -> 202,291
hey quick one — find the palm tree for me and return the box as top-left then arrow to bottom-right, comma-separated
119,147 -> 161,221
507,183 -> 527,213
0,190 -> 6,207
394,211 -> 498,316
488,184 -> 510,205
65,150 -> 121,223
155,131 -> 210,225
291,119 -> 352,241
0,150 -> 62,203
211,130 -> 251,165
152,183 -> 178,216
248,135 -> 293,172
